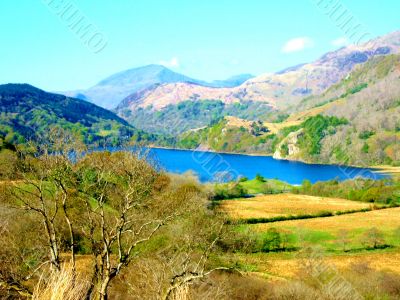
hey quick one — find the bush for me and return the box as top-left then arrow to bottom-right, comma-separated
361,227 -> 386,249
262,228 -> 282,252
239,176 -> 248,182
212,183 -> 248,200
359,130 -> 375,139
255,174 -> 266,182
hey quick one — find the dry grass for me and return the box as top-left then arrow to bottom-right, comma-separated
32,267 -> 89,300
225,116 -> 254,129
220,193 -> 370,219
254,207 -> 400,233
262,121 -> 302,134
286,99 -> 346,123
237,251 -> 400,279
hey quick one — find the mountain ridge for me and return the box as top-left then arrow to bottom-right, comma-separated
62,65 -> 254,109
173,53 -> 400,167
0,83 -> 150,145
116,31 -> 400,116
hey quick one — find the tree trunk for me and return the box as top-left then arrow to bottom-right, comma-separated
62,194 -> 76,275
98,277 -> 110,300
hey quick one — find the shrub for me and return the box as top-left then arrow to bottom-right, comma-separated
255,173 -> 266,182
239,176 -> 248,182
359,130 -> 375,139
361,228 -> 386,249
262,228 -> 282,252
212,183 -> 248,200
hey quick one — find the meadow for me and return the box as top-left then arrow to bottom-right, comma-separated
1,136 -> 400,299
220,193 -> 370,219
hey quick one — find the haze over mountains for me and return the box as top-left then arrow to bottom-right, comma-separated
61,31 -> 400,116
63,65 -> 254,109
116,31 -> 400,115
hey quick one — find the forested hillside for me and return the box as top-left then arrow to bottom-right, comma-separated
119,100 -> 273,135
172,54 -> 400,167
0,84 -> 160,145
277,54 -> 400,166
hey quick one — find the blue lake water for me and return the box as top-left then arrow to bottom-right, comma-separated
143,148 -> 387,184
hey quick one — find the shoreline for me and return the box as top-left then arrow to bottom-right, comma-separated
148,146 -> 397,173
373,165 -> 400,175
149,145 -> 274,158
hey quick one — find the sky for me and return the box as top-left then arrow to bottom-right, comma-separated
0,0 -> 399,91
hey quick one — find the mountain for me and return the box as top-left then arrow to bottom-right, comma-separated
117,99 -> 273,135
0,83 -> 154,145
173,53 -> 400,167
209,74 -> 254,88
62,65 -> 252,109
273,53 -> 400,166
116,31 -> 400,117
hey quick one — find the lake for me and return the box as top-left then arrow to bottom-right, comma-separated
145,148 -> 387,184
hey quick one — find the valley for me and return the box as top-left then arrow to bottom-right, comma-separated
1,8 -> 400,298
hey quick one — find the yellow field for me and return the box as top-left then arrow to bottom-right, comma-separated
232,251 -> 400,279
220,193 -> 370,219
255,207 -> 400,233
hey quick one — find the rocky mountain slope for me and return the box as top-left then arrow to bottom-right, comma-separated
173,53 -> 400,167
62,65 -> 253,109
117,31 -> 400,117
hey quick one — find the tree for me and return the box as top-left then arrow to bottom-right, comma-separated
262,228 -> 281,252
9,129 -> 85,272
255,173 -> 266,182
361,227 -> 385,249
106,175 -> 234,300
336,229 -> 351,252
161,213 -> 229,300
301,179 -> 312,193
75,150 -> 211,299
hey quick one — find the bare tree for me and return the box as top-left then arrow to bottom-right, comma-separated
361,227 -> 386,249
336,229 -> 351,252
8,128 -> 85,273
74,150 -> 206,300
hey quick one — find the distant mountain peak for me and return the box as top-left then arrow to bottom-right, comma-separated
97,64 -> 173,87
61,65 -> 251,109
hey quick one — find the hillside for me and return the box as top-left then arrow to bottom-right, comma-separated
176,116 -> 278,153
274,54 -> 400,166
118,99 -> 273,135
116,31 -> 400,119
0,84 -> 156,145
62,65 -> 252,109
175,53 -> 400,166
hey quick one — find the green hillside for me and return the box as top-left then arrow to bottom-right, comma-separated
0,84 -> 160,146
119,99 -> 272,135
171,54 -> 400,167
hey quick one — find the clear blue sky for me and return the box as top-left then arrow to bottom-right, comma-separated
0,0 -> 399,91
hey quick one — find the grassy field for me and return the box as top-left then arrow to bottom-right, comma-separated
223,193 -> 400,284
255,207 -> 400,234
220,193 -> 370,219
247,207 -> 400,253
229,251 -> 400,280
239,179 -> 292,194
